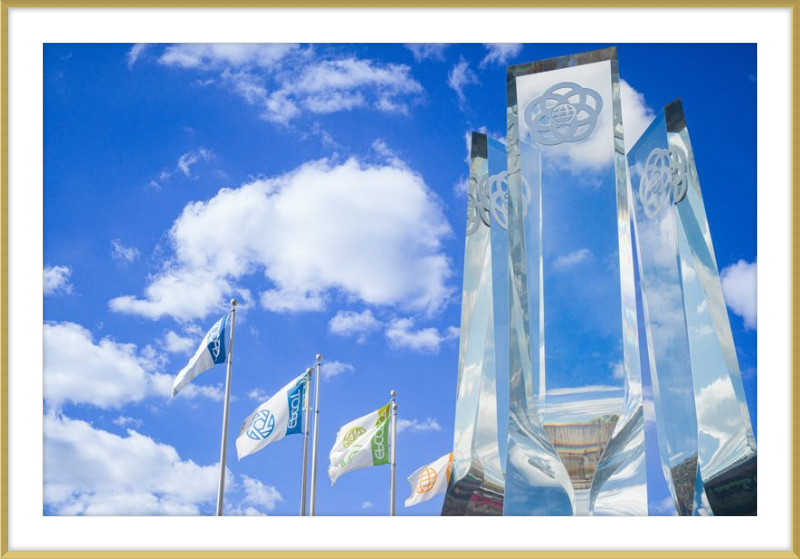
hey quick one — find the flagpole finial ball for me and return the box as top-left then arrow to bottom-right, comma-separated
316,353 -> 322,361
390,390 -> 396,397
230,299 -> 237,307
306,367 -> 313,375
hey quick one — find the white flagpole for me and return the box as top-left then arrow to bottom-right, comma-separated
309,353 -> 322,516
299,367 -> 313,516
215,299 -> 237,516
390,390 -> 397,517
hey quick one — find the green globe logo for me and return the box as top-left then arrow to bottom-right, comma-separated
341,444 -> 362,467
343,427 -> 366,448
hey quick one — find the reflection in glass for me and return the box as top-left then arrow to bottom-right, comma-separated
629,99 -> 756,516
505,47 -> 644,515
441,133 -> 505,515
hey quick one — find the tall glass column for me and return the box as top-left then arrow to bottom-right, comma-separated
629,99 -> 757,516
505,47 -> 646,515
441,132 -> 505,515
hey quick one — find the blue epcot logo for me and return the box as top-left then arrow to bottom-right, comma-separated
246,410 -> 276,441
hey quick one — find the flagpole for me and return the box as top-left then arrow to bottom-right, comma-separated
309,353 -> 322,516
390,390 -> 397,517
299,367 -> 313,516
215,299 -> 237,516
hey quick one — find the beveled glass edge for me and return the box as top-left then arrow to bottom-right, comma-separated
472,131 -> 488,160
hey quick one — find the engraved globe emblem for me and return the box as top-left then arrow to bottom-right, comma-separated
245,410 -> 275,441
524,82 -> 603,146
416,467 -> 438,494
639,148 -> 673,218
488,172 -> 531,231
551,102 -> 576,124
669,144 -> 689,203
343,426 -> 366,448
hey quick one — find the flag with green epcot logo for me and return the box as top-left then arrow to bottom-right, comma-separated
328,402 -> 391,485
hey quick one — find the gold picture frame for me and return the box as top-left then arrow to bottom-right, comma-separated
1,2 -> 797,557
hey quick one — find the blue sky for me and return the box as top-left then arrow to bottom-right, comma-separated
42,43 -> 757,516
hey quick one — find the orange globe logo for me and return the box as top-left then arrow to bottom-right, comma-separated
416,467 -> 437,494
343,427 -> 365,448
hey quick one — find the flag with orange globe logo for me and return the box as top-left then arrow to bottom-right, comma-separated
404,452 -> 453,507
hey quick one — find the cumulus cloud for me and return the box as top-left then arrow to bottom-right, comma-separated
328,309 -> 382,342
161,329 -> 198,354
43,321 -> 220,409
396,417 -> 442,434
480,43 -> 523,67
448,57 -> 479,108
404,44 -> 449,62
385,318 -> 458,353
44,265 -> 73,295
154,45 -> 424,125
110,157 -> 454,321
720,259 -> 757,329
44,413 -> 279,515
553,248 -> 592,270
240,475 -> 283,510
321,360 -> 355,380
621,79 -> 656,146
111,239 -> 140,265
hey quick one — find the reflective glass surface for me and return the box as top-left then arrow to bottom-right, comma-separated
628,100 -> 756,516
505,47 -> 645,515
441,133 -> 505,515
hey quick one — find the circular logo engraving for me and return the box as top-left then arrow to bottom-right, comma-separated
246,410 -> 275,441
524,82 -> 603,146
416,467 -> 438,494
639,146 -> 691,218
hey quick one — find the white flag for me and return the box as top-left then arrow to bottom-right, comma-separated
328,403 -> 391,485
172,314 -> 229,397
236,371 -> 310,460
405,452 -> 452,507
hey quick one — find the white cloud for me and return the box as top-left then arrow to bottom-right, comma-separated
240,475 -> 283,510
447,57 -> 479,108
155,45 -> 424,125
44,414 -> 277,516
148,147 -> 214,188
162,330 -> 197,355
247,388 -> 270,402
404,44 -> 449,62
480,43 -> 523,67
127,43 -> 150,68
361,501 -> 374,509
44,321 -> 221,409
396,417 -> 442,434
159,43 -> 302,70
620,79 -> 656,147
321,360 -> 355,380
111,239 -> 140,265
177,147 -> 214,177
553,248 -> 591,269
44,265 -> 73,295
44,413 -> 227,515
610,361 -> 625,380
386,318 -> 458,354
112,415 -> 143,429
720,259 -> 757,329
111,157 -> 453,321
328,309 -> 381,342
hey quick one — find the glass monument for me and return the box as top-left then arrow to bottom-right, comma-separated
628,99 -> 757,516
504,47 -> 647,515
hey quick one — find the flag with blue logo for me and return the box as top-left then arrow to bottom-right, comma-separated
236,371 -> 310,460
171,314 -> 229,397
